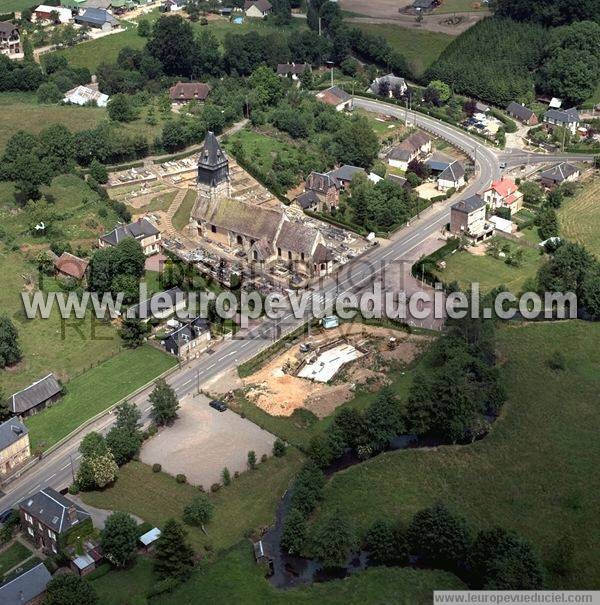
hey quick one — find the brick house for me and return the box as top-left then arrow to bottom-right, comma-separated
0,418 -> 30,478
450,195 -> 494,242
506,102 -> 538,126
99,217 -> 161,256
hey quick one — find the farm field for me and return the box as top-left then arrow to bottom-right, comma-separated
352,23 -> 453,77
81,451 -> 304,554
311,321 -> 600,589
0,92 -> 107,152
24,345 -> 175,451
558,176 -> 600,258
437,237 -> 543,293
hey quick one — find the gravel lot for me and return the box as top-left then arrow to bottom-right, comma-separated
140,394 -> 276,488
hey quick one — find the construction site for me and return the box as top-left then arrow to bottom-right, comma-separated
241,323 -> 432,419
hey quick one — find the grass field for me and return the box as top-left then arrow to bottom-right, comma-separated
91,540 -> 465,605
353,24 -> 453,77
81,451 -> 304,553
0,93 -> 107,152
1,0 -> 37,11
172,189 -> 197,232
24,345 -> 175,451
437,237 -> 543,293
558,176 -> 600,258
312,321 -> 600,589
0,542 -> 32,577
433,0 -> 488,13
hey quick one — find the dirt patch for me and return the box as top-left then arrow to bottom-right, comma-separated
242,325 -> 431,418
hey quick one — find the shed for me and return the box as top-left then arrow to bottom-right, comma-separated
10,373 -> 62,417
139,527 -> 161,550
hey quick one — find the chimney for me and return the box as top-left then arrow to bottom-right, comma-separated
67,505 -> 78,524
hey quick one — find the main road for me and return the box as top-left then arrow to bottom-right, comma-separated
0,97 -> 591,510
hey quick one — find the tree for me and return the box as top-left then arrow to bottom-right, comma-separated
332,116 -> 379,169
582,267 -> 600,319
183,493 -> 214,530
154,518 -> 194,581
469,527 -> 545,589
115,400 -> 142,433
408,502 -> 472,573
249,65 -> 284,108
119,317 -> 149,349
273,438 -> 286,457
102,511 -> 138,568
306,433 -> 333,468
537,241 -> 595,299
80,432 -> 108,457
519,180 -> 544,205
247,450 -> 257,469
77,450 -> 119,490
137,19 -> 151,37
280,508 -> 306,555
290,463 -> 325,516
365,519 -> 409,566
0,387 -> 10,421
0,315 -> 22,368
536,207 -> 559,240
428,80 -> 451,102
89,160 -> 108,184
149,379 -> 179,426
361,387 -> 404,454
44,574 -> 98,605
107,93 -> 135,122
106,426 -> 142,466
37,81 -> 62,103
312,512 -> 357,569
148,15 -> 197,77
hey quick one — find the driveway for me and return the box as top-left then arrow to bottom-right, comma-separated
140,395 -> 276,489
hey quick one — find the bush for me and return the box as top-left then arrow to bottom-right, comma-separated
152,463 -> 162,473
247,450 -> 257,470
260,453 -> 268,463
176,474 -> 186,484
148,425 -> 158,436
221,467 -> 231,486
273,438 -> 286,457
210,483 -> 221,493
547,351 -> 566,371
233,471 -> 240,479
68,483 -> 80,495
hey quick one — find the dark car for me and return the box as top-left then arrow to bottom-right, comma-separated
209,400 -> 227,412
0,509 -> 15,524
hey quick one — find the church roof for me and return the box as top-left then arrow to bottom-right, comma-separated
198,132 -> 228,170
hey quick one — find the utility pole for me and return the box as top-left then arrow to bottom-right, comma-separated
318,16 -> 321,37
330,64 -> 333,88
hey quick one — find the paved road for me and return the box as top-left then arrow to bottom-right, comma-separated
1,98 -> 591,511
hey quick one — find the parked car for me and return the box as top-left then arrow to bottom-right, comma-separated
209,400 -> 227,412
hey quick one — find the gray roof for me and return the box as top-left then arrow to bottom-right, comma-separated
276,221 -> 319,255
244,0 -> 272,11
389,131 -> 430,161
544,107 -> 579,124
0,418 -> 28,451
0,562 -> 52,605
19,488 -> 91,534
319,86 -> 352,103
506,102 -> 535,122
0,21 -> 19,35
76,7 -> 119,26
129,287 -> 185,319
438,160 -> 465,183
10,374 -> 62,415
452,195 -> 485,213
296,189 -> 320,209
386,174 -> 408,188
368,73 -> 406,94
198,131 -> 228,171
539,162 -> 579,183
100,218 -> 159,247
425,152 -> 452,173
306,171 -> 339,193
328,164 -> 365,182
277,63 -> 310,76
475,102 -> 489,113
163,317 -> 210,355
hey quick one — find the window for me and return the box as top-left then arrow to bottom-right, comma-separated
48,529 -> 56,540
236,235 -> 243,245
301,252 -> 305,261
24,513 -> 32,524
277,247 -> 281,257
288,251 -> 292,260
51,544 -> 57,554
210,225 -> 217,233
28,527 -> 34,536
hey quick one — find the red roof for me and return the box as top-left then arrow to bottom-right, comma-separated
169,82 -> 212,102
489,177 -> 518,198
504,193 -> 519,205
55,252 -> 89,280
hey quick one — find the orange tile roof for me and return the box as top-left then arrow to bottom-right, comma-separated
489,178 -> 518,198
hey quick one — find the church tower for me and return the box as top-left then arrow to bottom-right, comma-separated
197,131 -> 230,205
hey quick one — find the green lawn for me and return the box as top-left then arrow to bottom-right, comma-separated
433,0 -> 489,13
172,189 -> 197,232
353,24 -> 453,77
558,177 -> 600,258
92,541 -> 465,605
437,237 -> 543,293
1,0 -> 38,11
0,93 -> 107,152
0,542 -> 33,577
81,451 -> 304,553
312,321 -> 600,589
25,346 -> 176,452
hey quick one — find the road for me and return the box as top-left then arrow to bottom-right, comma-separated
0,97 -> 591,511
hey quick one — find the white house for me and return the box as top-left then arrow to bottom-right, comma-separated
244,0 -> 272,18
543,107 -> 580,135
437,160 -> 465,191
368,73 -> 407,98
63,85 -> 109,107
315,86 -> 353,112
33,5 -> 73,23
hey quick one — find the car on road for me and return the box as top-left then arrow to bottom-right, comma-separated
209,400 -> 227,412
499,161 -> 507,169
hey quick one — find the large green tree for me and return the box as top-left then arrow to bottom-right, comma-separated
44,574 -> 97,605
102,511 -> 138,568
149,379 -> 179,426
154,518 -> 195,581
147,15 -> 197,77
312,512 -> 357,569
183,494 -> 214,531
365,519 -> 409,567
0,315 -> 22,368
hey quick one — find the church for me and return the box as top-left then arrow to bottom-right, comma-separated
191,132 -> 334,277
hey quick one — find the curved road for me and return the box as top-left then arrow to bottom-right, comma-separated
0,98 -> 592,510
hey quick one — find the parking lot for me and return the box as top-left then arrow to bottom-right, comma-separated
140,395 -> 276,488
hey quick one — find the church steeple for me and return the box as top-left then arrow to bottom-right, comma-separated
197,131 -> 229,188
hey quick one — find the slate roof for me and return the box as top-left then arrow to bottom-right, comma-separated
506,101 -> 535,122
328,164 -> 365,183
10,374 -> 62,415
19,488 -> 91,534
0,562 -> 52,605
386,174 -> 408,188
169,82 -> 211,102
316,86 -> 352,106
55,252 -> 89,280
129,287 -> 185,319
276,220 -> 319,255
85,0 -> 111,8
438,160 -> 465,183
0,21 -> 19,35
306,171 -> 339,193
277,63 -> 310,76
75,7 -> 119,26
313,243 -> 333,263
244,0 -> 272,11
163,317 -> 210,355
544,107 -> 579,124
296,190 -> 320,209
539,162 -> 579,184
100,218 -> 159,247
425,152 -> 452,173
452,195 -> 485,214
389,132 -> 430,161
368,73 -> 406,95
0,418 -> 28,451
198,131 -> 228,170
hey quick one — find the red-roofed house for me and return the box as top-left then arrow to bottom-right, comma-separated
482,177 -> 523,215
54,252 -> 89,282
169,82 -> 212,105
